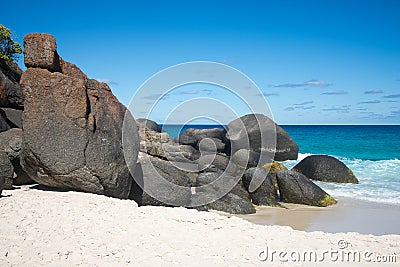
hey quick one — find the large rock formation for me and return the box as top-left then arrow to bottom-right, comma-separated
225,114 -> 298,161
276,170 -> 337,207
292,155 -> 359,184
20,33 -> 140,198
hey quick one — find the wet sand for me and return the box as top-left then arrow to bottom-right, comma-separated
236,197 -> 400,236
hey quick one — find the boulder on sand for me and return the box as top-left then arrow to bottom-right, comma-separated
192,172 -> 254,214
20,33 -> 140,199
138,153 -> 192,207
196,172 -> 250,201
242,167 -> 278,206
191,191 -> 256,214
292,155 -> 359,184
276,170 -> 337,207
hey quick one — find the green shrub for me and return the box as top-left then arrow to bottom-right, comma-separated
0,25 -> 22,62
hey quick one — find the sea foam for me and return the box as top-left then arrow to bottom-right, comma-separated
282,154 -> 400,205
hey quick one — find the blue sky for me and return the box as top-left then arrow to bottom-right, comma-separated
3,0 -> 400,124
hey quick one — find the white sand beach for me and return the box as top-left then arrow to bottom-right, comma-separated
236,198 -> 400,236
1,186 -> 399,266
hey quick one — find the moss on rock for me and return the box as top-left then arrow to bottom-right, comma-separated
261,161 -> 287,190
318,194 -> 337,207
261,161 -> 287,173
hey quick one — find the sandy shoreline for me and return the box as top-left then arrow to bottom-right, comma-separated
235,197 -> 400,236
1,186 -> 399,266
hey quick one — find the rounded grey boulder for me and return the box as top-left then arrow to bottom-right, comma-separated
175,128 -> 226,147
225,114 -> 298,161
276,170 -> 337,207
292,155 -> 359,184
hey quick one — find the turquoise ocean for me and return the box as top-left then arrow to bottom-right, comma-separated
163,125 -> 400,205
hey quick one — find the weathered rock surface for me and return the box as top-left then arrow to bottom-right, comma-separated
197,154 -> 230,172
0,128 -> 23,159
128,162 -> 144,206
0,109 -> 11,133
231,149 -> 267,168
197,137 -> 225,153
136,118 -> 162,133
139,154 -> 192,206
292,155 -> 359,184
242,168 -> 278,206
0,175 -> 3,196
23,33 -> 59,71
276,170 -> 337,207
192,190 -> 256,214
176,128 -> 226,148
20,33 -> 139,198
143,142 -> 199,163
137,118 -> 173,145
0,151 -> 14,191
0,129 -> 33,185
225,114 -> 298,161
261,161 -> 287,190
0,58 -> 23,108
196,172 -> 250,201
0,108 -> 23,128
139,128 -> 172,144
223,161 -> 247,178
